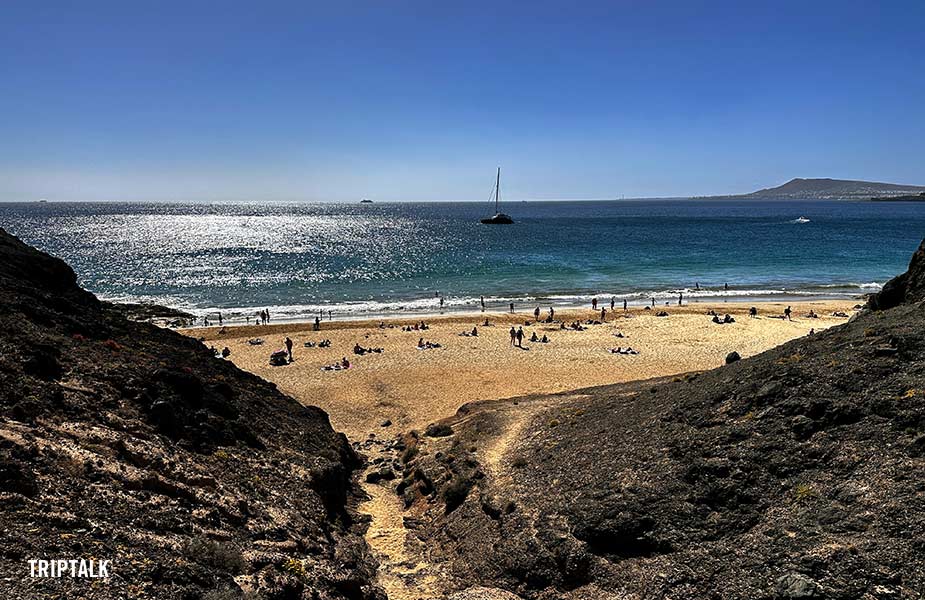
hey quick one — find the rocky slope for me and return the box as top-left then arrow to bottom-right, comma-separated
0,228 -> 383,599
397,240 -> 925,599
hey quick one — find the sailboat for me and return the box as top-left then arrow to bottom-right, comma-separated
480,168 -> 514,224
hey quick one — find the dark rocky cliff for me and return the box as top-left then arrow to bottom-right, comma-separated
401,240 -> 925,599
0,229 -> 382,599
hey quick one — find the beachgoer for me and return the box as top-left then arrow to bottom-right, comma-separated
610,297 -> 615,311
749,306 -> 757,318
651,298 -> 655,307
440,296 -> 444,310
601,307 -> 606,322
784,306 -> 792,321
285,337 -> 293,362
516,326 -> 524,347
314,316 -> 321,331
266,309 -> 271,324
679,292 -> 683,306
221,346 -> 231,358
623,298 -> 627,311
592,297 -> 598,310
534,306 -> 540,320
541,334 -> 548,343
341,357 -> 350,368
509,302 -> 514,314
549,307 -> 555,320
509,327 -> 516,346
471,326 -> 478,336
218,312 -> 223,326
481,296 -> 485,312
530,331 -> 538,342
724,282 -> 729,291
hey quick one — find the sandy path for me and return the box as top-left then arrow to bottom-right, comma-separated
358,474 -> 440,600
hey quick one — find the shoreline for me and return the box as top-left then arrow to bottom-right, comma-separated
172,292 -> 868,330
187,299 -> 859,440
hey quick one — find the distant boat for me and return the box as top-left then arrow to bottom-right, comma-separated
480,168 -> 513,225
794,216 -> 810,223
37,198 -> 48,203
360,198 -> 373,204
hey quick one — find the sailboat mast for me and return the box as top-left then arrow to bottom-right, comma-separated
495,167 -> 500,212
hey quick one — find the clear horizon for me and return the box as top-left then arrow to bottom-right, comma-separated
2,1 -> 924,203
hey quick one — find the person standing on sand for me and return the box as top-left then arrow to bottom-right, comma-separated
784,306 -> 792,321
481,296 -> 485,312
651,298 -> 655,307
623,298 -> 628,312
285,337 -> 293,362
440,296 -> 444,311
510,302 -> 514,314
314,316 -> 321,331
601,307 -> 607,322
509,326 -> 516,346
592,297 -> 598,310
534,306 -> 540,320
266,309 -> 271,324
516,326 -> 524,348
218,312 -> 223,326
610,297 -> 615,311
679,292 -> 683,306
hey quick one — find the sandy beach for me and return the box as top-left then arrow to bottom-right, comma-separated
187,300 -> 857,440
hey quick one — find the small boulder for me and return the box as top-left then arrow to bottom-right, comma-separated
757,381 -> 784,400
725,351 -> 741,364
775,572 -> 821,598
425,423 -> 454,437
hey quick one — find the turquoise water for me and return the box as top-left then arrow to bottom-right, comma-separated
1,199 -> 922,321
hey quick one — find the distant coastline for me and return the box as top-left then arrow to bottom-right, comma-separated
870,193 -> 925,202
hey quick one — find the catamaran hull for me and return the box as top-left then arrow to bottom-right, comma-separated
480,214 -> 514,224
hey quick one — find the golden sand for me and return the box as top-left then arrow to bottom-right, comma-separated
188,300 -> 856,440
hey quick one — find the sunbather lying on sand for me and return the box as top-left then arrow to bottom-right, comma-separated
610,347 -> 639,355
353,343 -> 383,355
321,357 -> 351,371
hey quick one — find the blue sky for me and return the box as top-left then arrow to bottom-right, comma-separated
1,0 -> 924,202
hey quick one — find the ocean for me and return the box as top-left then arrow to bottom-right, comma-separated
1,199 -> 922,322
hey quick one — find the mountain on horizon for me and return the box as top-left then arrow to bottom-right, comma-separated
743,177 -> 925,199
